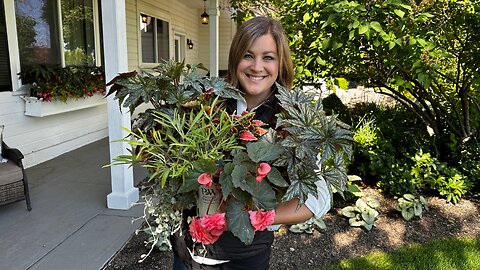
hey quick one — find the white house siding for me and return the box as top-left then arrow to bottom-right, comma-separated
0,92 -> 108,168
198,8 -> 236,72
125,0 -> 235,72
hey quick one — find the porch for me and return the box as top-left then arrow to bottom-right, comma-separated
0,138 -> 146,270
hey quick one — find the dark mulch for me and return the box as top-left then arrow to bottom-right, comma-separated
102,188 -> 480,270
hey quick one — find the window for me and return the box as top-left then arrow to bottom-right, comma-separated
140,14 -> 169,64
14,0 -> 100,68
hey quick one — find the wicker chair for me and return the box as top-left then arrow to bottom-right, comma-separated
0,140 -> 32,211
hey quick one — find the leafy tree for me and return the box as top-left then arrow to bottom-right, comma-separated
276,0 -> 480,160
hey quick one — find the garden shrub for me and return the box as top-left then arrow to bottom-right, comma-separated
348,102 -> 473,202
321,93 -> 352,125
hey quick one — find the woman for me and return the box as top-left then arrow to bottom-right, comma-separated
172,16 -> 331,270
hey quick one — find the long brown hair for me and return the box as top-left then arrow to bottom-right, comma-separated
227,17 -> 294,90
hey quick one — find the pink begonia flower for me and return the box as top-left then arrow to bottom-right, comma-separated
189,217 -> 215,244
239,130 -> 257,141
201,213 -> 226,237
255,163 -> 271,182
249,209 -> 276,231
197,172 -> 213,188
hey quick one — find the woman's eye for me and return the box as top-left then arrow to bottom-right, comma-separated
243,54 -> 253,59
264,56 -> 274,61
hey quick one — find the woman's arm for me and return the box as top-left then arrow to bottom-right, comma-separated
273,177 -> 331,225
273,198 -> 314,225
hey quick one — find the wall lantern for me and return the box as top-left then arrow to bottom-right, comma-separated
200,0 -> 209,25
141,14 -> 148,24
187,39 -> 194,49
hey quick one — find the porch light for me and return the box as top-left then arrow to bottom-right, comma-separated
187,39 -> 194,49
141,14 -> 148,24
201,0 -> 209,25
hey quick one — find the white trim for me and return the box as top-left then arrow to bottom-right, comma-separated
102,0 -> 138,210
23,94 -> 106,117
57,0 -> 66,67
93,0 -> 102,67
209,0 -> 219,77
4,0 -> 21,92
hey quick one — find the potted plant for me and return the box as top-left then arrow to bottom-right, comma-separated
106,60 -> 353,257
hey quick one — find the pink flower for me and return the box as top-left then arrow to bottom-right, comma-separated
255,163 -> 271,182
189,217 -> 214,244
198,172 -> 213,188
249,209 -> 276,231
201,213 -> 226,237
239,130 -> 257,141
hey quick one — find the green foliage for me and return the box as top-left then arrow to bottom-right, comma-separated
107,60 -> 353,247
396,194 -> 429,221
341,197 -> 379,231
18,65 -> 105,102
321,93 -> 352,125
275,83 -> 353,204
289,218 -> 326,234
277,0 -> 480,160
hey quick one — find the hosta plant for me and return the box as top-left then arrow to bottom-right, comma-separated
341,197 -> 380,231
107,60 -> 352,256
396,193 -> 429,221
288,218 -> 326,234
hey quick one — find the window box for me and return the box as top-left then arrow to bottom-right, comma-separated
24,94 -> 106,117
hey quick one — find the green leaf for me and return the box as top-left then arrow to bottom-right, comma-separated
342,206 -> 357,218
219,163 -> 235,198
402,208 -> 414,221
267,167 -> 289,187
394,9 -> 405,18
349,217 -> 364,227
303,12 -> 311,23
247,141 -> 284,163
226,199 -> 254,245
192,159 -> 217,173
358,24 -> 369,34
403,193 -> 415,201
178,170 -> 200,193
369,21 -> 383,32
248,180 -> 277,210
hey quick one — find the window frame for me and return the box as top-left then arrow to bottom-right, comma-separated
138,11 -> 171,69
3,0 -> 102,93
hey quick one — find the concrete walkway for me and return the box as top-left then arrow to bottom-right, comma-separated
0,138 -> 146,270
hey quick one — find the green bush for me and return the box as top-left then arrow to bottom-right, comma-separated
321,93 -> 351,125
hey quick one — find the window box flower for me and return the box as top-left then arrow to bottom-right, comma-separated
18,65 -> 106,117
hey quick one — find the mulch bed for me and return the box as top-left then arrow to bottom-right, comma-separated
103,188 -> 480,270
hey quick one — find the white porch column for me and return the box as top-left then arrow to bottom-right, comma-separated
101,0 -> 139,209
209,0 -> 219,77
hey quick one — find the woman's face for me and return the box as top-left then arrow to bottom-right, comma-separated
236,33 -> 279,102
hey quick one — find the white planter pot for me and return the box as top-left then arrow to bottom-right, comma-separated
197,184 -> 222,217
24,94 -> 106,117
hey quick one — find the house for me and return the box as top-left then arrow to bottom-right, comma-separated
0,0 -> 237,209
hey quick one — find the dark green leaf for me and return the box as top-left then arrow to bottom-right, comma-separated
226,199 -> 255,245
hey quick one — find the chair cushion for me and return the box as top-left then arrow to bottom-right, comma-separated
0,161 -> 23,185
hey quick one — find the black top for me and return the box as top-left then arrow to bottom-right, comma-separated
172,93 -> 282,270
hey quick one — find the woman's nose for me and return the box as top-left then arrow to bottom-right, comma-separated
251,58 -> 263,72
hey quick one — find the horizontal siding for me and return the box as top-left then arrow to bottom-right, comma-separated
126,0 -> 234,72
1,91 -> 108,168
